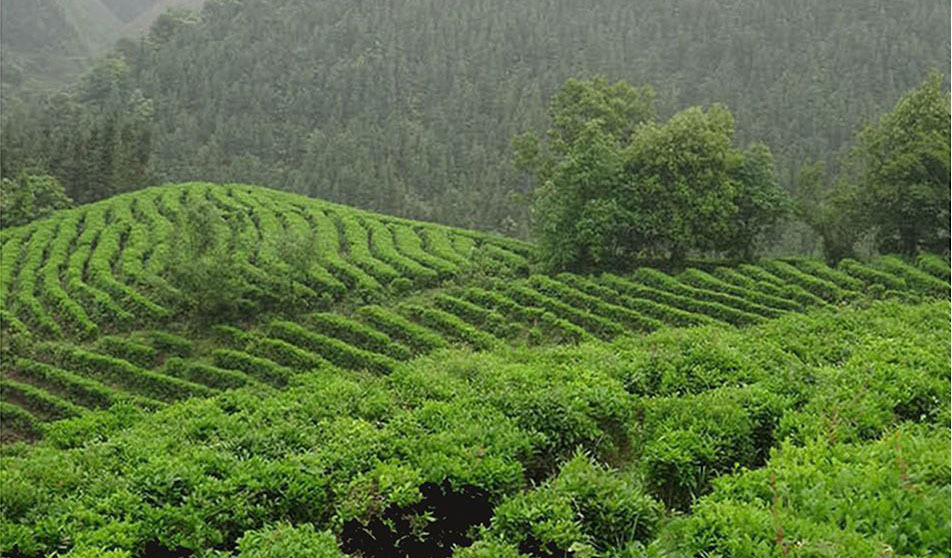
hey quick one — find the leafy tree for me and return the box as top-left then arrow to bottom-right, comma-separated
0,172 -> 72,228
166,200 -> 249,322
853,72 -> 950,255
517,78 -> 787,271
792,162 -> 865,263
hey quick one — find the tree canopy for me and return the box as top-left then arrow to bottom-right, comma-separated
0,172 -> 73,228
855,72 -> 950,255
518,78 -> 788,271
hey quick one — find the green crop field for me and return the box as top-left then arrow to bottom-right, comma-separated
0,183 -> 948,557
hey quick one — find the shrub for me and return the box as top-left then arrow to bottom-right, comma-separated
478,455 -> 661,555
638,385 -> 788,510
633,267 -> 782,318
236,523 -> 346,558
358,305 -> 448,353
838,258 -> 908,290
269,320 -> 399,374
761,260 -> 847,302
678,268 -> 802,312
401,304 -> 499,351
528,275 -> 663,332
917,252 -> 950,281
211,349 -> 294,386
306,312 -> 412,360
96,336 -> 158,368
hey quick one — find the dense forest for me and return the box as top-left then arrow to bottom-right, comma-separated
1,0 -> 948,238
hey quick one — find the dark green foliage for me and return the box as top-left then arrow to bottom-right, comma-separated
521,78 -> 787,269
2,0 -> 946,237
235,523 -> 347,558
0,173 -> 72,228
473,455 -> 662,556
855,72 -> 950,255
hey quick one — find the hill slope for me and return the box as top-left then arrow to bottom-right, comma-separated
1,183 -> 948,444
1,300 -> 948,556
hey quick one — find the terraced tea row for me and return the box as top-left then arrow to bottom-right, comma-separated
0,182 -> 531,341
2,246 -> 946,442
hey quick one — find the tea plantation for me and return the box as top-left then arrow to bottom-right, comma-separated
0,183 -> 948,557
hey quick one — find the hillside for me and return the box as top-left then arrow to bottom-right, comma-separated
0,184 -> 949,556
1,0 -> 947,235
1,183 -> 948,443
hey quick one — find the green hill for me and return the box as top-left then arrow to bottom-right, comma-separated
1,182 -> 947,444
0,184 -> 948,556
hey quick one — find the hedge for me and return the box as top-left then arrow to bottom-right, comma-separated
504,282 -> 627,339
528,274 -> 663,332
269,320 -> 399,374
211,348 -> 295,387
358,305 -> 448,353
461,287 -> 592,344
96,336 -> 158,368
401,304 -> 499,351
13,358 -> 120,410
0,378 -> 85,421
306,312 -> 413,360
248,336 -> 327,372
678,268 -> 802,312
391,224 -> 460,277
162,357 -> 262,390
46,343 -> 215,402
633,268 -> 783,318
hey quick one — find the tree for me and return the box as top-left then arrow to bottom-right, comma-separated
0,172 -> 73,228
516,78 -> 787,271
853,72 -> 950,255
166,200 -> 250,322
792,162 -> 865,263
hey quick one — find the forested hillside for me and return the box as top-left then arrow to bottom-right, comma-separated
1,0 -> 948,235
